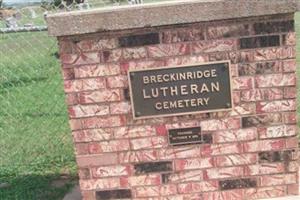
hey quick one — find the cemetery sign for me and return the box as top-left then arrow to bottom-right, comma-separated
128,61 -> 233,119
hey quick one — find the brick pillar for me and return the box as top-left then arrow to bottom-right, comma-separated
47,1 -> 299,199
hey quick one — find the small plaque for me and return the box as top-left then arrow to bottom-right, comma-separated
128,61 -> 233,119
168,127 -> 202,146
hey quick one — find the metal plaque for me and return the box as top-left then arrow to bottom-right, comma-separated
168,127 -> 202,146
128,61 -> 233,119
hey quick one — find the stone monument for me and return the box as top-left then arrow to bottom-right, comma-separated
47,0 -> 300,199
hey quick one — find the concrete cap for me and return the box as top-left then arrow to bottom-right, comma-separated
46,0 -> 299,37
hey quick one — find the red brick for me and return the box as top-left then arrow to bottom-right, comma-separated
258,125 -> 297,139
102,49 -> 122,62
245,186 -> 285,199
201,143 -> 243,157
79,89 -> 121,104
166,121 -> 199,130
106,75 -> 128,88
175,157 -> 214,171
161,27 -> 205,43
74,64 -> 120,78
213,128 -> 257,143
134,185 -> 177,197
284,32 -> 296,46
233,77 -> 254,90
215,154 -> 257,167
286,137 -> 299,149
73,52 -> 101,65
69,119 -> 82,130
230,64 -> 239,77
148,43 -> 190,58
78,168 -> 91,179
166,170 -> 203,183
60,53 -> 78,65
280,46 -> 296,59
122,60 -> 165,73
75,143 -> 89,155
118,150 -> 158,163
254,48 -> 278,61
200,118 -> 240,131
165,55 -> 208,66
59,40 -> 77,54
257,99 -> 296,113
241,88 -> 283,102
244,139 -> 286,152
202,189 -> 244,200
232,91 -> 241,104
79,177 -> 120,190
155,125 -> 167,136
73,128 -> 113,142
260,173 -> 297,186
130,136 -> 168,150
76,154 -> 118,167
114,126 -> 156,139
159,146 -> 201,160
284,87 -> 297,99
287,184 -> 299,195
123,47 -> 147,60
65,78 -> 106,93
288,161 -> 298,172
178,181 -> 218,194
255,73 -> 296,88
180,193 -> 203,200
203,166 -> 244,179
238,61 -> 282,76
207,23 -> 252,39
88,140 -> 130,153
81,116 -> 124,129
245,163 -> 285,175
110,102 -> 131,114
282,112 -> 297,124
208,51 -> 230,62
282,59 -> 297,72
62,68 -> 75,80
69,105 -> 109,118
191,39 -> 237,53
128,174 -> 161,186
76,39 -> 99,52
234,51 -> 255,63
92,165 -> 131,178
65,93 -> 78,105
98,38 -> 118,50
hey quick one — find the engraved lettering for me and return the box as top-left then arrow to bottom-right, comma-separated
152,88 -> 159,98
200,83 -> 210,93
181,85 -> 188,95
155,102 -> 162,110
211,82 -> 220,92
190,84 -> 198,94
143,76 -> 149,84
170,86 -> 178,96
143,89 -> 151,99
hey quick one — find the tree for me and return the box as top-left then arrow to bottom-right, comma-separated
0,0 -> 3,8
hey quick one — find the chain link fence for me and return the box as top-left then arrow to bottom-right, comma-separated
0,1 -> 299,200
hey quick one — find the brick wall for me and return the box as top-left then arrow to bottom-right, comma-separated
58,13 -> 298,200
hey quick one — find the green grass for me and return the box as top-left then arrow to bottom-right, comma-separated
0,8 -> 299,200
0,32 -> 77,200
